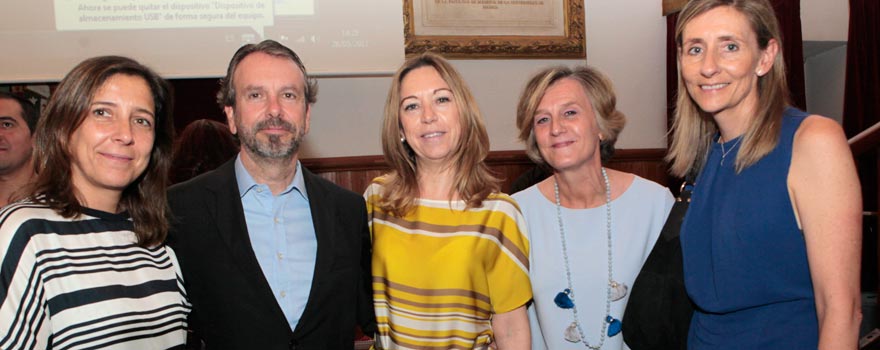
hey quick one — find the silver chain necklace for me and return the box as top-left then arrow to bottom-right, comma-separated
719,136 -> 743,165
553,167 -> 624,349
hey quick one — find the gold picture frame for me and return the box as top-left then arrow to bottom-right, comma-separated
404,0 -> 586,58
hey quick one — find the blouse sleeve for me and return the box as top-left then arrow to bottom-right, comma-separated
484,194 -> 533,314
363,179 -> 383,237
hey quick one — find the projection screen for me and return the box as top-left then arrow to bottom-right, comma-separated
0,0 -> 405,83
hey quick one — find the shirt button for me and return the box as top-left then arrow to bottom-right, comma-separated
277,252 -> 283,260
280,291 -> 287,298
274,217 -> 280,224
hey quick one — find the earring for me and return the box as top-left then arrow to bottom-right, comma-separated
756,69 -> 763,75
400,136 -> 406,143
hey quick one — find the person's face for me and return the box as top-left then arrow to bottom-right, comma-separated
225,52 -> 310,161
69,74 -> 156,206
679,6 -> 777,120
0,99 -> 34,176
398,66 -> 462,168
533,78 -> 601,173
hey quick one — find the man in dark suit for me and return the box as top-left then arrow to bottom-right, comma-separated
168,40 -> 375,350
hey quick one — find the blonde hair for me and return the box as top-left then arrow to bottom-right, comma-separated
515,65 -> 626,165
667,0 -> 789,177
378,52 -> 499,216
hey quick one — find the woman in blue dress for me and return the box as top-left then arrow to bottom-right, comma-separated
667,0 -> 862,348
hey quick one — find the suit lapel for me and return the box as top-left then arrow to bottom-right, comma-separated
293,167 -> 337,336
206,161 -> 292,330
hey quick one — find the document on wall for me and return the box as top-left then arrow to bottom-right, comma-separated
413,0 -> 565,36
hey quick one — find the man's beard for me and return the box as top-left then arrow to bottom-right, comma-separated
236,116 -> 303,160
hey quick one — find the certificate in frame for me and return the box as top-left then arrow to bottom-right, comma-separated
404,0 -> 586,58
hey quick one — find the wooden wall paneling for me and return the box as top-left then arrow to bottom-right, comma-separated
483,150 -> 540,193
301,149 -> 670,195
608,149 -> 672,188
663,0 -> 687,15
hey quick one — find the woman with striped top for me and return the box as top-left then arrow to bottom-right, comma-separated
364,52 -> 532,349
0,56 -> 190,349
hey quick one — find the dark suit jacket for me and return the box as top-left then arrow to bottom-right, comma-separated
167,159 -> 375,350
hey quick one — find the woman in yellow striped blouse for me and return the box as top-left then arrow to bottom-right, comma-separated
364,52 -> 532,349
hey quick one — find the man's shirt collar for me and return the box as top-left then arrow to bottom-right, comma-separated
234,154 -> 308,200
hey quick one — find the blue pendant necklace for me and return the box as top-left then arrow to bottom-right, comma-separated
553,167 -> 625,349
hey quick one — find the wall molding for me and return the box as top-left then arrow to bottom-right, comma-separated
302,148 -> 668,170
302,148 -> 671,194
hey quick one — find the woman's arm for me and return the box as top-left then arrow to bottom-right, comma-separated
789,115 -> 862,350
527,303 -> 548,350
492,305 -> 531,350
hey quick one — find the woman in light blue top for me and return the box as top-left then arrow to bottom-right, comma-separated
512,65 -> 673,350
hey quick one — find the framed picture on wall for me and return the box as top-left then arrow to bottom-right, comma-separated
403,0 -> 585,58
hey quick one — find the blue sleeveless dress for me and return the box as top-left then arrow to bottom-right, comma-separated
681,108 -> 817,349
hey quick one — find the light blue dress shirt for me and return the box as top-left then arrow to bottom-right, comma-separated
235,156 -> 317,332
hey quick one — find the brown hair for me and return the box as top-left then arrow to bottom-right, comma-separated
0,91 -> 39,133
667,0 -> 788,176
516,65 -> 626,165
216,39 -> 317,108
171,118 -> 239,184
378,52 -> 499,216
27,56 -> 175,247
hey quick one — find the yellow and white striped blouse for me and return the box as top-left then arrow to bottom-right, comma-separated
364,179 -> 532,350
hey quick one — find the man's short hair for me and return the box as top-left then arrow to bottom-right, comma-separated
0,91 -> 39,133
216,40 -> 317,109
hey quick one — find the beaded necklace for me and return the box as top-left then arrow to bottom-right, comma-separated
553,167 -> 624,349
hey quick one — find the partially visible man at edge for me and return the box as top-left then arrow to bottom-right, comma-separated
0,92 -> 38,207
167,40 -> 376,349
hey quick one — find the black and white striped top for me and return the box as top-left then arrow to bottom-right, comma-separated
0,201 -> 191,350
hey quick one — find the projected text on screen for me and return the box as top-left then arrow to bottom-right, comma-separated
1,0 -> 402,82
54,0 -> 316,37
